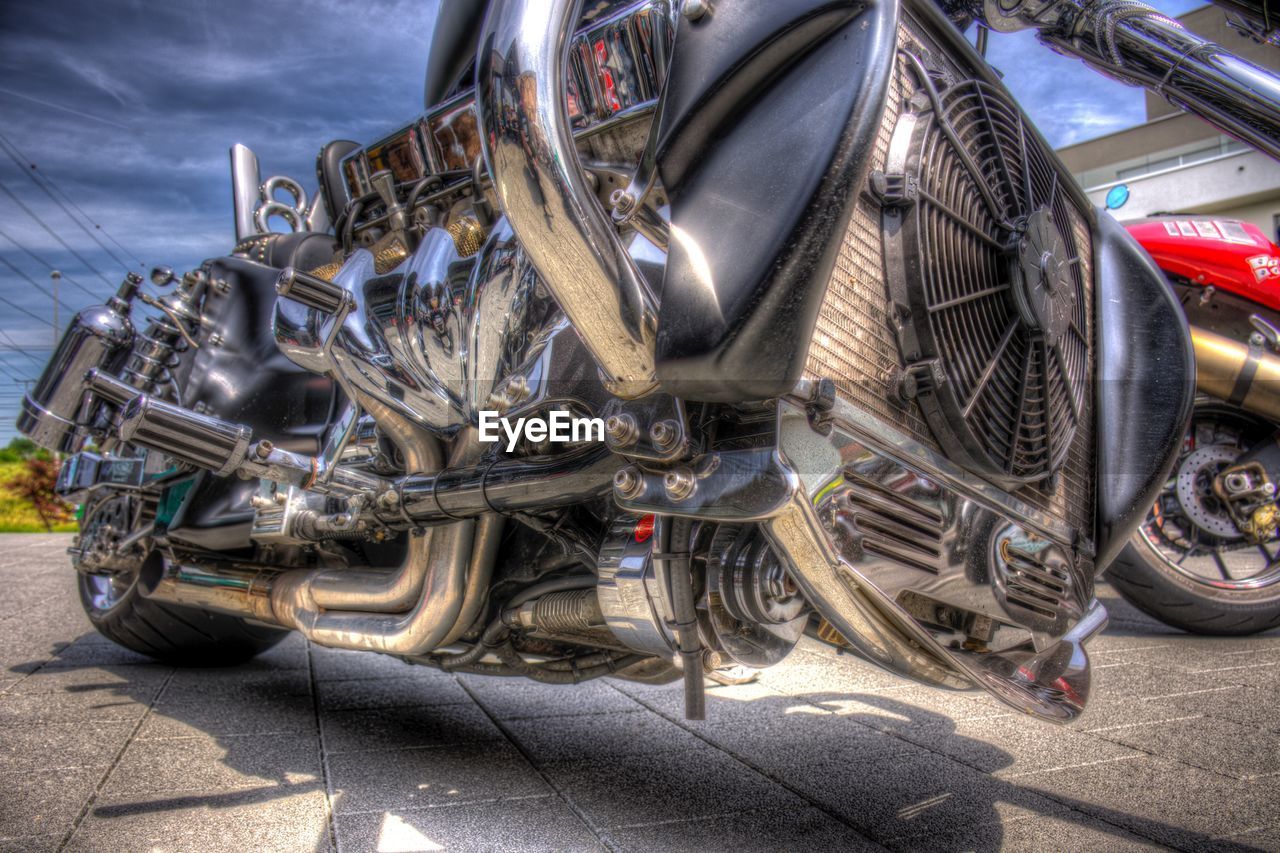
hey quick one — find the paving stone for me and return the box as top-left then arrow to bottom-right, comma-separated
0,687 -> 153,725
1014,755 -> 1280,847
790,745 -> 1066,842
326,741 -> 550,815
158,668 -> 313,705
70,787 -> 330,853
137,697 -> 318,739
458,675 -> 642,720
4,663 -> 170,696
1094,714 -> 1280,780
0,765 -> 101,839
333,795 -> 602,853
0,720 -> 133,771
317,675 -> 472,712
503,707 -> 701,765
321,703 -> 503,754
0,834 -> 63,852
603,804 -> 881,852
310,647 -> 428,682
2,535 -> 1279,850
890,810 -> 1168,852
100,734 -> 322,797
544,742 -> 804,830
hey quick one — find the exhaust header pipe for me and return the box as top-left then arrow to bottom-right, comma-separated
477,0 -> 659,398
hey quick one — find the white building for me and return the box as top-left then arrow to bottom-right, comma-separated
1057,5 -> 1280,241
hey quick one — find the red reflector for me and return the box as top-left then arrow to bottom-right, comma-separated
634,514 -> 655,543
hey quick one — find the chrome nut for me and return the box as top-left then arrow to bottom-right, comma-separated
649,419 -> 680,452
605,413 -> 639,447
613,466 -> 645,500
663,467 -> 696,502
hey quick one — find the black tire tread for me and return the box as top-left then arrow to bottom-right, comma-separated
80,574 -> 286,666
1108,537 -> 1280,636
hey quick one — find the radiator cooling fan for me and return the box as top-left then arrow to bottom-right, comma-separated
879,55 -> 1089,487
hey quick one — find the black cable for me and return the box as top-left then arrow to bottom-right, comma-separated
0,226 -> 103,301
0,178 -> 114,287
0,327 -> 46,369
0,132 -> 141,271
0,256 -> 76,314
0,290 -> 54,328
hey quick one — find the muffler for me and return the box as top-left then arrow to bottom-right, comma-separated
1191,325 -> 1280,421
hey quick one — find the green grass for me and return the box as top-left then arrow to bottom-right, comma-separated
0,461 -> 78,533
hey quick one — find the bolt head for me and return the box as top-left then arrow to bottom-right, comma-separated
663,467 -> 696,502
613,466 -> 644,499
610,189 -> 636,214
605,413 -> 639,446
649,419 -> 680,451
683,0 -> 709,20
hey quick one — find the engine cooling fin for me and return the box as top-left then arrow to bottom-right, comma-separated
880,53 -> 1090,487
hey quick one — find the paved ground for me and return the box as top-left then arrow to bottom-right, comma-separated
1,534 -> 1279,852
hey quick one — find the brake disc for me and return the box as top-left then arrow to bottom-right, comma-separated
1175,445 -> 1244,540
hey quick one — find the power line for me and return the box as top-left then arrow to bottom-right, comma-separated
0,290 -> 53,328
0,178 -> 114,288
0,226 -> 103,301
0,131 -> 143,271
0,327 -> 45,369
0,256 -> 75,314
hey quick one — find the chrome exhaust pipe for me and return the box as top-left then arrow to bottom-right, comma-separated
1191,325 -> 1280,421
477,0 -> 659,398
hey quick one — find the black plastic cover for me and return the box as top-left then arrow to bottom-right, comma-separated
1093,211 -> 1196,569
423,2 -> 486,107
183,252 -> 338,456
653,0 -> 898,401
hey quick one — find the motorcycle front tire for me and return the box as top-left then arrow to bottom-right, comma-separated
1107,536 -> 1280,636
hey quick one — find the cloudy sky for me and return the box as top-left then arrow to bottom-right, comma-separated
0,0 -> 1201,442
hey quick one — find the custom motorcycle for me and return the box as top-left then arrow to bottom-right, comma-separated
17,0 -> 1278,724
1111,215 -> 1280,634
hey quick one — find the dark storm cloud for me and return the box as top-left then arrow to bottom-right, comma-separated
0,0 -> 1210,438
0,0 -> 437,434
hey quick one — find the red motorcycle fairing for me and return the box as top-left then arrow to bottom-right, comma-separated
1124,216 -> 1280,312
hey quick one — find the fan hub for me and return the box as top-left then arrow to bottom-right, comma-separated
1013,208 -> 1076,344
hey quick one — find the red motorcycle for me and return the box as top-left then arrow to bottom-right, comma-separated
1114,216 -> 1280,634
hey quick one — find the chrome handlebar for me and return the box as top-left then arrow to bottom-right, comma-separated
978,0 -> 1280,160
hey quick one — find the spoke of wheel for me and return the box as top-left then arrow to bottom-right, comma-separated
1211,549 -> 1231,580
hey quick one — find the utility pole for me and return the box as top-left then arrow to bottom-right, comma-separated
49,269 -> 60,347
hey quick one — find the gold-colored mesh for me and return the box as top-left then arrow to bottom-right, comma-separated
804,18 -> 1095,532
307,262 -> 343,283
447,217 -> 487,258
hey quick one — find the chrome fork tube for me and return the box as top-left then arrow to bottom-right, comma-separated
477,0 -> 659,398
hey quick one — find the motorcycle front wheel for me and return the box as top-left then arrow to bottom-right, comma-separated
1108,404 -> 1280,635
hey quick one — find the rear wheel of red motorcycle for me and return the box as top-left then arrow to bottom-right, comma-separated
1107,405 -> 1280,636
78,551 -> 287,665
